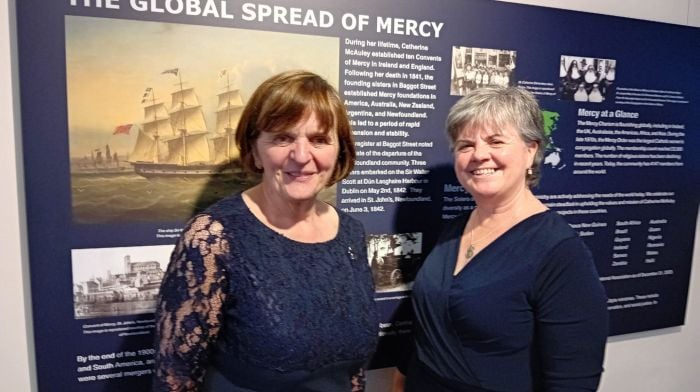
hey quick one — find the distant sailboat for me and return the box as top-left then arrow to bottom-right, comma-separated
129,69 -> 243,179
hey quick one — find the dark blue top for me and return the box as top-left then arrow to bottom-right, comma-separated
407,210 -> 608,391
154,193 -> 379,391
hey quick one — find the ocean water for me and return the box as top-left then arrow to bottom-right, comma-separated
71,173 -> 337,224
71,173 -> 255,224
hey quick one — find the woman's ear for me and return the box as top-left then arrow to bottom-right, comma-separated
526,141 -> 538,167
252,145 -> 262,170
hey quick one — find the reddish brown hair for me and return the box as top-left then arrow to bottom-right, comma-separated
235,70 -> 355,185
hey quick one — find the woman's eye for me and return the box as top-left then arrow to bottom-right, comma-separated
272,135 -> 293,145
310,136 -> 331,146
455,143 -> 473,152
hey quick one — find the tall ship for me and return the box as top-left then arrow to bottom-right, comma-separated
129,69 -> 244,179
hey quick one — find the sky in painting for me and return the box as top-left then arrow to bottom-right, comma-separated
65,15 -> 339,157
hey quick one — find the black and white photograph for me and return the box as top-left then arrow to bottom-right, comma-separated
559,55 -> 616,102
72,245 -> 172,319
367,232 -> 422,292
450,46 -> 517,96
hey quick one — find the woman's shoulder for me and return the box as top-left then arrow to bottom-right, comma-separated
500,210 -> 585,263
334,205 -> 366,239
529,210 -> 595,265
202,192 -> 245,218
521,209 -> 579,239
183,193 -> 248,236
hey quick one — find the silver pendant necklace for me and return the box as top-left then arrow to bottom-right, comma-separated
465,210 -> 506,259
466,234 -> 476,259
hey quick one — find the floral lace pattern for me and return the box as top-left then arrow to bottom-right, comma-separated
154,194 -> 378,391
351,368 -> 366,391
154,215 -> 229,391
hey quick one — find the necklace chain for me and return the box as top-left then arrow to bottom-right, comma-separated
465,209 -> 509,259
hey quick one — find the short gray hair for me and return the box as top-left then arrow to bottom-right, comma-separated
445,87 -> 546,187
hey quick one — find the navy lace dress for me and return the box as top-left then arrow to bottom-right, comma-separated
154,193 -> 379,391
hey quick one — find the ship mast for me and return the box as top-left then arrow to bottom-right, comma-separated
131,87 -> 172,165
224,72 -> 233,160
214,70 -> 243,164
147,90 -> 160,163
176,71 -> 188,165
164,68 -> 211,167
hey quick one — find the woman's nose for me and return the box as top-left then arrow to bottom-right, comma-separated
471,142 -> 490,161
290,139 -> 311,162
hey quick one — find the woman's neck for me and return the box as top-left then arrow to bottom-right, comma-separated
248,184 -> 322,228
472,187 -> 545,227
243,185 -> 337,243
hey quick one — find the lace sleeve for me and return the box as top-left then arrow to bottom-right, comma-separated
153,215 -> 229,391
351,367 -> 366,392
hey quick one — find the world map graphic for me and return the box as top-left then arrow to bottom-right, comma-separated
542,110 -> 565,169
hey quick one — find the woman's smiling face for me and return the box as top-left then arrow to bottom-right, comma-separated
253,112 -> 339,204
453,122 -> 537,205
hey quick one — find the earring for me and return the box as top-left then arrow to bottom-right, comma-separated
527,168 -> 533,176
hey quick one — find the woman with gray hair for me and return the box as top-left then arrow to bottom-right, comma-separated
394,87 -> 608,391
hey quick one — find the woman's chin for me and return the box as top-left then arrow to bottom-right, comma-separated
278,186 -> 323,203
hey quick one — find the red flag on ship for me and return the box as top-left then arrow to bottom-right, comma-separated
162,68 -> 179,76
113,124 -> 132,135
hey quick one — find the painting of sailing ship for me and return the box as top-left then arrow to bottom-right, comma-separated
129,69 -> 243,179
66,16 -> 339,224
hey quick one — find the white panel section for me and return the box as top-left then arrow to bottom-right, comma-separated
690,0 -> 700,26
0,0 -> 35,391
367,367 -> 394,390
497,0 -> 697,26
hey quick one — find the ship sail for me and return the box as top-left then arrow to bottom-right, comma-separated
215,89 -> 243,133
212,88 -> 244,163
130,130 -> 157,163
144,103 -> 174,135
170,87 -> 208,134
130,97 -> 173,163
162,131 -> 211,165
166,80 -> 212,165
129,69 -> 244,178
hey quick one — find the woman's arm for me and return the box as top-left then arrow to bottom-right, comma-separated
153,215 -> 230,391
391,368 -> 406,392
351,367 -> 366,392
533,237 -> 609,391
